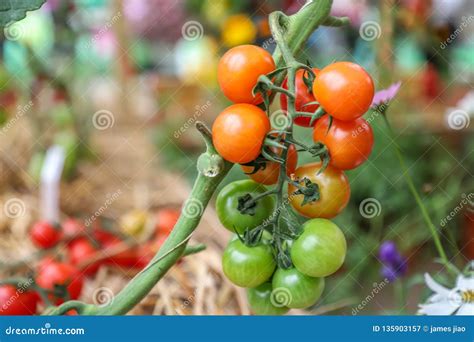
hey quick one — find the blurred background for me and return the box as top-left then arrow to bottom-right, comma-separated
0,0 -> 472,315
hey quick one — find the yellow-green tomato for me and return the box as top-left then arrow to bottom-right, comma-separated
222,239 -> 275,288
247,282 -> 289,315
271,268 -> 324,309
216,180 -> 275,234
291,218 -> 346,277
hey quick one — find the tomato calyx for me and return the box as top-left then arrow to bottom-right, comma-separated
240,156 -> 269,175
289,177 -> 321,206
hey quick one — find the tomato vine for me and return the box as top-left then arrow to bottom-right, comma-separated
46,0 -> 355,316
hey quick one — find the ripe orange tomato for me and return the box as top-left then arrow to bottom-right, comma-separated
288,162 -> 350,218
212,104 -> 270,164
241,144 -> 298,185
312,62 -> 374,121
313,115 -> 374,170
280,68 -> 320,127
218,45 -> 275,104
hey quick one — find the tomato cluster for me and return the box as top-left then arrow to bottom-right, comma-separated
0,207 -> 180,315
213,45 -> 375,314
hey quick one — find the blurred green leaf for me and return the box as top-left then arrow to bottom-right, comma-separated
0,0 -> 46,26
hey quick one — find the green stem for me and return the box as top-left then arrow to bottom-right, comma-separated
381,115 -> 457,276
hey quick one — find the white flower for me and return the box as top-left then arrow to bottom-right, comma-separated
418,273 -> 474,316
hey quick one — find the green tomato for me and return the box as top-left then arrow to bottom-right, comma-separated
216,180 -> 275,234
291,218 -> 346,277
222,239 -> 275,288
271,268 -> 324,309
247,282 -> 289,315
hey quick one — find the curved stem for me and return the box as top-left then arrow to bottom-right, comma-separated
46,301 -> 91,316
381,115 -> 458,276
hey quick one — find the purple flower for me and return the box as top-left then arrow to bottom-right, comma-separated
378,240 -> 407,281
371,81 -> 402,108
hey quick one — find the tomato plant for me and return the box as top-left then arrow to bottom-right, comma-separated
313,115 -> 374,170
30,221 -> 62,249
291,219 -> 346,277
36,260 -> 83,305
288,162 -> 351,218
212,104 -> 270,164
222,239 -> 275,288
280,68 -> 320,127
312,61 -> 374,121
216,179 -> 275,234
37,1 -> 378,317
271,268 -> 324,309
0,285 -> 39,315
218,45 -> 275,104
247,282 -> 289,315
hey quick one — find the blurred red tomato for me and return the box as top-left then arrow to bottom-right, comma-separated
0,285 -> 39,315
156,208 -> 180,237
36,260 -> 83,305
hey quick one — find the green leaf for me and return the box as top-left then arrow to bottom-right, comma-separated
0,0 -> 46,26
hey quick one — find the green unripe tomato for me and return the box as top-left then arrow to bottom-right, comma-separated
271,268 -> 324,309
247,282 -> 289,315
291,218 -> 346,277
222,239 -> 275,288
216,180 -> 275,234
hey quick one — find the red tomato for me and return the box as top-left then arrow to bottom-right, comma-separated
36,260 -> 83,304
102,238 -> 140,269
241,144 -> 298,185
67,238 -> 101,276
288,162 -> 350,218
63,218 -> 86,237
212,104 -> 271,164
312,62 -> 374,121
30,221 -> 62,249
0,285 -> 39,315
155,208 -> 180,237
313,115 -> 374,170
280,68 -> 320,127
218,45 -> 275,104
